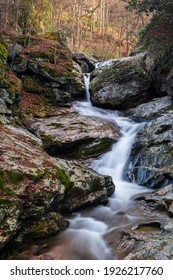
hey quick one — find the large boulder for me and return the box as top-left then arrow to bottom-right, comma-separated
23,107 -> 121,159
126,106 -> 173,189
9,34 -> 85,100
0,123 -> 115,250
90,54 -> 152,110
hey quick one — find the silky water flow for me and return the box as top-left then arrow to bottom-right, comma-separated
14,64 -> 150,260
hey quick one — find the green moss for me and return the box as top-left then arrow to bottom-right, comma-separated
93,58 -> 145,90
31,139 -> 38,145
28,168 -> 46,180
0,169 -> 23,187
27,221 -> 46,234
48,123 -> 63,128
0,43 -> 8,63
22,75 -> 43,93
43,134 -> 55,143
55,167 -> 72,189
0,171 -> 4,188
6,171 -> 23,185
64,138 -> 114,159
43,32 -> 68,47
0,198 -> 16,208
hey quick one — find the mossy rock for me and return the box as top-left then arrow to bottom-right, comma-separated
22,75 -> 44,94
24,212 -> 69,239
0,42 -> 8,66
90,55 -> 151,110
55,167 -> 73,189
0,169 -> 24,195
0,36 -> 8,74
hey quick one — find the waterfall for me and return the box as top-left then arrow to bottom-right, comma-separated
53,70 -> 149,260
84,73 -> 91,102
15,60 -> 150,260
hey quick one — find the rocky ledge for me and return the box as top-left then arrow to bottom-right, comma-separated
0,122 -> 115,249
0,32 -> 118,253
90,53 -> 152,110
23,108 -> 120,159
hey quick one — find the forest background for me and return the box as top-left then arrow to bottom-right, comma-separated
0,0 -> 150,59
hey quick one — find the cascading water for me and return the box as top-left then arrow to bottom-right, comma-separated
84,73 -> 91,102
36,72 -> 149,260
14,61 -> 150,260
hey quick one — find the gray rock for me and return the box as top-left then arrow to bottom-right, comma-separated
165,66 -> 173,96
44,88 -> 71,107
0,122 -> 115,250
25,108 -> 121,159
22,212 -> 69,240
126,96 -> 173,120
0,98 -> 12,115
90,55 -> 152,110
7,44 -> 23,60
0,89 -> 13,109
12,57 -> 28,73
127,109 -> 173,188
72,51 -> 95,73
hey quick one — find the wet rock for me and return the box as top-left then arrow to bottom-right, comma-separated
125,248 -> 170,260
113,184 -> 173,260
25,108 -> 120,159
168,202 -> 173,218
90,54 -> 152,110
91,59 -> 120,79
127,109 -> 173,188
58,164 -> 115,212
126,96 -> 173,120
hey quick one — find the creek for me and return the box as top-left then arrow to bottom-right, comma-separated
14,63 -> 151,260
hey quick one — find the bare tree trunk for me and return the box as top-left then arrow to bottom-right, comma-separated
15,0 -> 21,31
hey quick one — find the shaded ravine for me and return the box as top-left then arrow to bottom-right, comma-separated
14,69 -> 151,260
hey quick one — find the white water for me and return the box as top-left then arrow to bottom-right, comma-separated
84,73 -> 91,102
55,74 -> 149,260
16,65 -> 150,260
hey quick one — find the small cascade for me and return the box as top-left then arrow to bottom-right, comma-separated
14,58 -> 150,260
84,73 -> 91,102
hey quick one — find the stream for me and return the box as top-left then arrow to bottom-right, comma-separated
14,64 -> 151,260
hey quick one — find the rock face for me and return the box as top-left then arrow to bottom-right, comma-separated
146,46 -> 173,97
24,108 -> 120,159
90,54 -> 152,110
119,185 -> 173,260
72,51 -> 95,73
0,37 -> 21,113
126,106 -> 173,189
0,33 -> 118,253
0,123 -> 115,249
126,96 -> 172,120
11,33 -> 85,100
